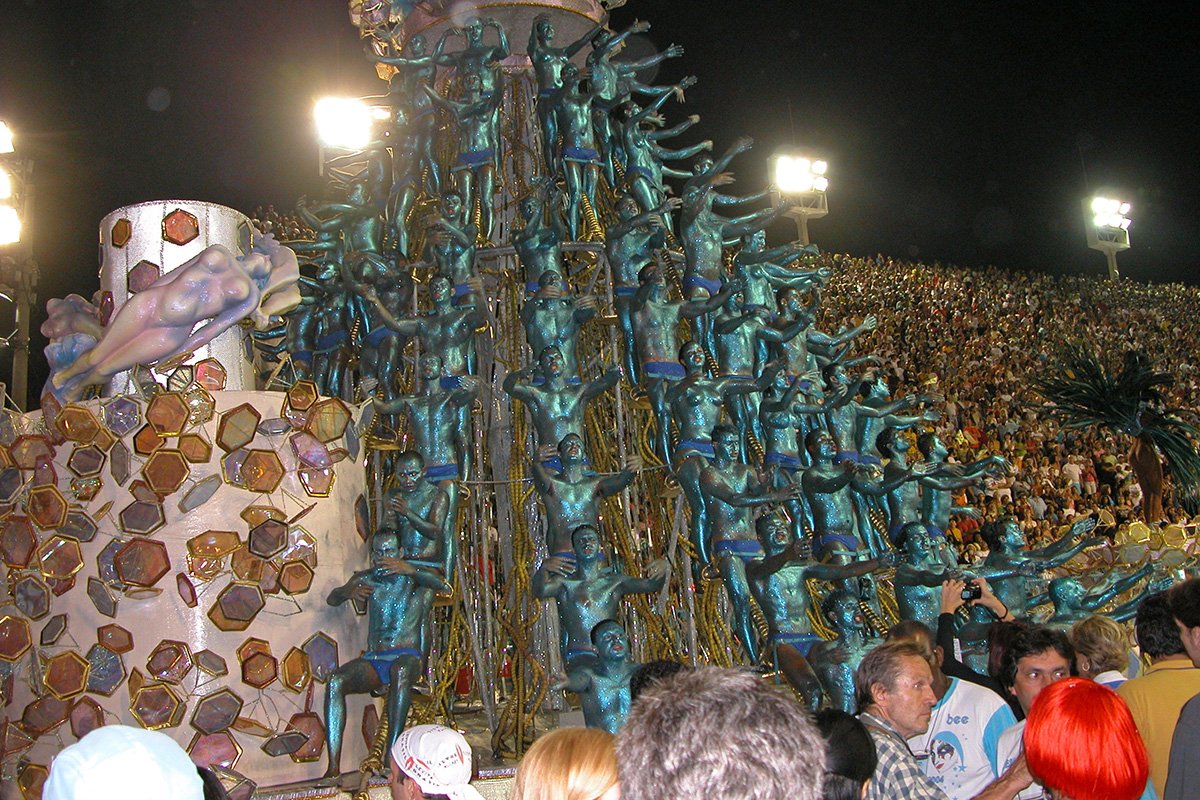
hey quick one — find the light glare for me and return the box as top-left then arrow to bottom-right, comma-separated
314,97 -> 373,149
0,168 -> 11,200
0,121 -> 12,155
0,205 -> 21,244
775,154 -> 829,195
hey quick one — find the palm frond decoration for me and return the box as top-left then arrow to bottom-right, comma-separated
1031,346 -> 1200,515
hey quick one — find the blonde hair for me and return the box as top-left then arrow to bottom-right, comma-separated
511,727 -> 617,800
1070,615 -> 1129,675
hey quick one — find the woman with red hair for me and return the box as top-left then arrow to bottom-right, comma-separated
1023,677 -> 1152,800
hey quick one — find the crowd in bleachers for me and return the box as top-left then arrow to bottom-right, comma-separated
816,254 -> 1200,551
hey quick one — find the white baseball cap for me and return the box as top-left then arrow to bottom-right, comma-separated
390,724 -> 484,800
43,725 -> 203,800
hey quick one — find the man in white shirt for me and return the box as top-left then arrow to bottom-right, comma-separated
889,622 -> 1017,800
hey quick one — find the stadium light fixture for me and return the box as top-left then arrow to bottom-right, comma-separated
0,121 -> 13,155
0,167 -> 11,200
0,205 -> 20,245
771,153 -> 829,246
314,97 -> 373,150
1083,195 -> 1131,281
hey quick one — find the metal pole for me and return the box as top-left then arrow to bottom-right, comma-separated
11,260 -> 34,411
796,216 -> 810,247
1105,249 -> 1120,281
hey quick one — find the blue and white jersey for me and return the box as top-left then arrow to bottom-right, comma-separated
907,678 -> 1016,800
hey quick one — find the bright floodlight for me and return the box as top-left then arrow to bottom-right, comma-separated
1090,195 -> 1132,231
0,205 -> 21,245
0,168 -> 11,200
775,155 -> 829,195
0,121 -> 12,155
314,97 -> 373,149
1084,195 -> 1132,280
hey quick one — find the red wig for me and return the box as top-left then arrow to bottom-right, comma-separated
1023,677 -> 1149,800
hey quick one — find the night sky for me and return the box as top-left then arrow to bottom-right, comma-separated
1,1 -> 1197,399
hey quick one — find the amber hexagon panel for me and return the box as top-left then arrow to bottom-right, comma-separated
10,435 -> 53,470
0,516 -> 37,567
69,696 -> 105,739
278,560 -> 314,596
187,530 -> 241,560
280,647 -> 311,693
146,393 -> 190,437
191,688 -> 243,735
179,434 -> 213,464
305,398 -> 352,443
42,651 -> 91,700
195,359 -> 228,391
27,485 -> 69,529
133,424 -> 165,456
208,583 -> 265,631
216,404 -> 261,453
56,404 -> 101,444
97,623 -> 134,654
287,712 -> 326,763
21,694 -> 70,737
285,381 -> 319,413
37,535 -> 84,579
0,615 -> 33,662
147,639 -> 193,684
111,217 -> 132,248
241,652 -> 278,690
130,682 -> 186,730
162,208 -> 200,246
114,539 -> 171,587
127,260 -> 162,294
240,449 -> 284,493
143,449 -> 190,495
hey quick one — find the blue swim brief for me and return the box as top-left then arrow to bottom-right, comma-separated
613,284 -> 638,298
815,532 -> 861,557
765,452 -> 803,470
363,647 -> 422,684
363,326 -> 397,348
675,439 -> 716,460
642,360 -> 686,381
563,146 -> 601,163
425,463 -> 460,482
682,274 -> 723,296
454,149 -> 494,169
713,539 -> 765,561
770,632 -> 822,658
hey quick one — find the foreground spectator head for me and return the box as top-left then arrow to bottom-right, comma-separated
1069,615 -> 1129,682
1133,591 -> 1186,661
999,625 -> 1073,714
1023,678 -> 1149,800
814,709 -> 877,800
854,641 -> 936,738
1168,577 -> 1200,667
616,667 -> 825,800
389,724 -> 483,800
511,727 -> 617,800
43,725 -> 204,800
628,658 -> 687,701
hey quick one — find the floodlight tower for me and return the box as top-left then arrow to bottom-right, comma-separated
0,119 -> 37,410
1084,196 -> 1131,281
770,153 -> 829,245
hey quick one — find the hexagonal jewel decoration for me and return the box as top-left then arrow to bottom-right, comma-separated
27,485 -> 69,529
233,716 -> 273,738
302,632 -> 339,683
188,530 -> 241,560
299,467 -> 335,498
0,615 -> 33,661
59,510 -> 98,543
68,444 -> 106,476
1,516 -> 37,567
0,467 -> 23,503
40,614 -> 68,646
130,478 -> 160,503
290,431 -> 331,470
133,424 -> 165,456
281,647 -> 311,693
1,719 -> 36,759
263,730 -> 309,757
179,433 -> 212,463
217,404 -> 262,453
111,217 -> 132,247
14,574 -> 51,619
92,427 -> 117,452
241,449 -> 284,493
241,651 -> 278,689
188,554 -> 224,582
33,455 -> 57,487
114,539 -> 171,587
146,393 -> 190,436
177,573 -> 198,608
230,545 -> 265,582
143,448 -> 190,495
70,696 -> 106,739
195,649 -> 229,677
119,500 -> 166,536
279,560 -> 314,596
287,712 -> 326,763
283,526 -> 318,568
127,259 -> 162,294
286,381 -> 319,413
190,731 -> 243,771
43,650 -> 91,700
97,623 -> 133,653
191,688 -> 243,734
237,637 -> 270,663
56,404 -> 102,443
37,535 -> 84,579
111,440 -> 132,485
130,682 -> 186,730
208,583 -> 265,631
221,449 -> 249,487
104,396 -> 142,436
10,435 -> 53,470
87,577 -> 118,618
179,474 -> 221,513
71,476 -> 103,503
17,762 -> 48,800
305,398 -> 352,443
162,208 -> 200,246
97,539 -> 128,588
184,386 -> 217,427
259,560 -> 281,595
257,418 -> 293,437
21,694 -> 70,737
195,359 -> 228,391
240,504 -> 285,527
248,519 -> 288,559
85,644 -> 126,696
167,364 -> 195,393
147,639 -> 193,684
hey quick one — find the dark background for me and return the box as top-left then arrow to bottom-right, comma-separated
1,1 -> 1197,403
